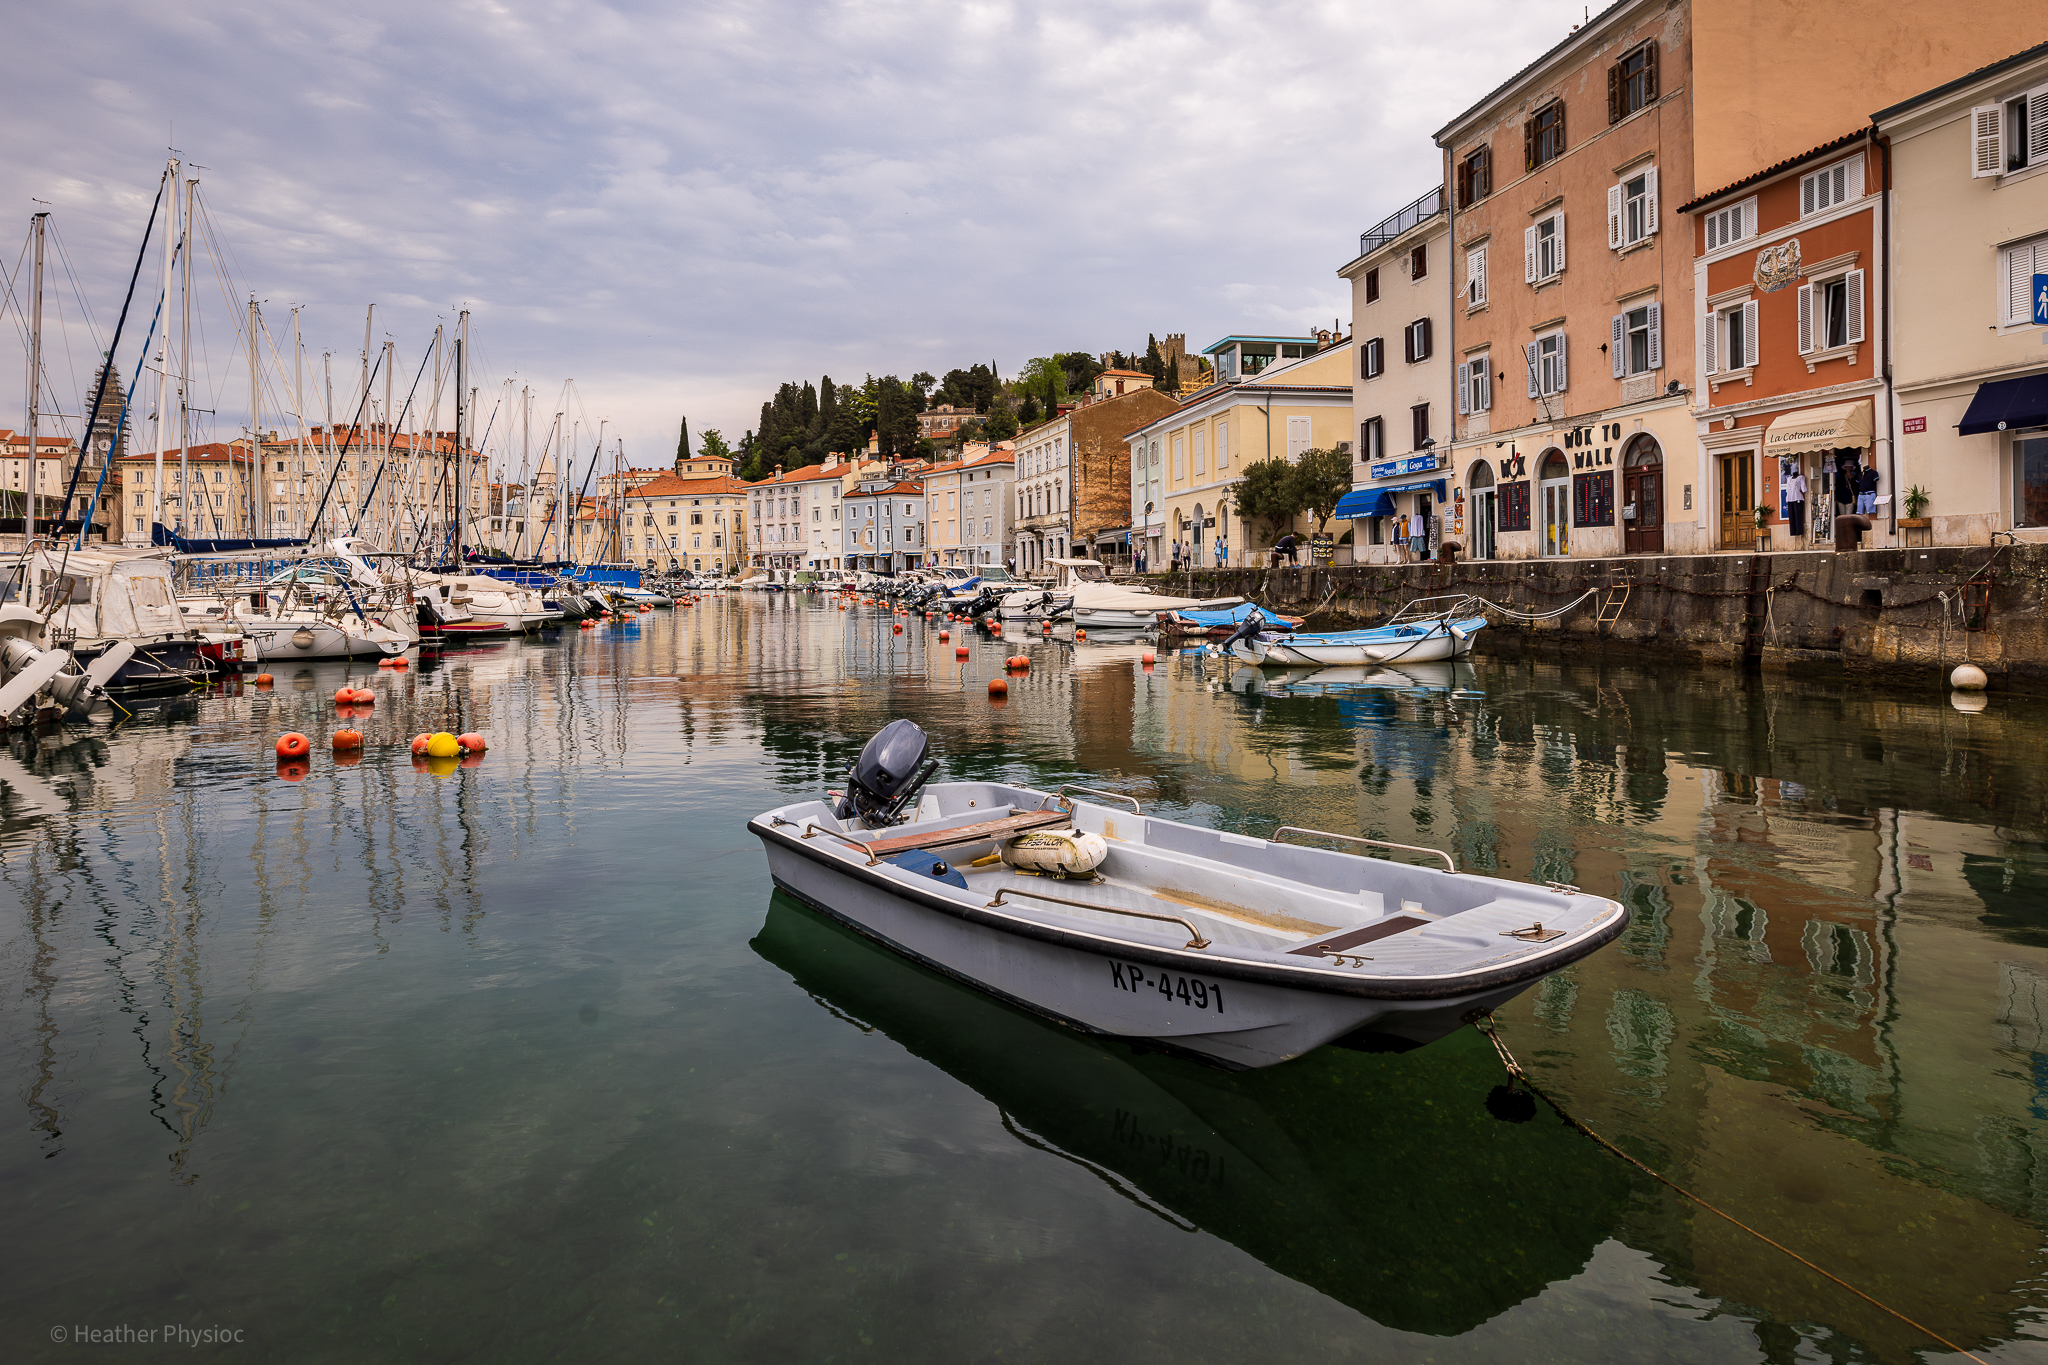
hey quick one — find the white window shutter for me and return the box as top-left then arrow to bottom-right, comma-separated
1646,301 -> 1663,369
1477,364 -> 1490,412
1607,184 -> 1624,248
1742,198 -> 1757,241
1845,156 -> 1865,202
1557,333 -> 1568,391
1703,311 -> 1718,375
1645,167 -> 1659,234
1742,299 -> 1759,368
1525,225 -> 1539,283
1611,313 -> 1627,377
1796,283 -> 1814,353
1525,343 -> 1540,398
1556,212 -> 1566,272
1844,268 -> 1866,344
2031,87 -> 2048,169
1971,106 -> 2006,176
1801,173 -> 1817,217
2007,244 -> 2033,324
1456,362 -> 1470,415
1474,248 -> 1487,304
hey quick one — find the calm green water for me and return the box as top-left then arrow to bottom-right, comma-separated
4,594 -> 2047,1363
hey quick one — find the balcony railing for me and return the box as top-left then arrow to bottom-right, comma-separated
1358,186 -> 1446,258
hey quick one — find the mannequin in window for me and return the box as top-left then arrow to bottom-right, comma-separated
1834,455 -> 1859,511
1855,463 -> 1878,515
1784,460 -> 1807,538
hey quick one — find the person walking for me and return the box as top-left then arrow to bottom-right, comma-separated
1213,535 -> 1226,568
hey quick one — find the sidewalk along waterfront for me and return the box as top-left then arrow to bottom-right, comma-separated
1144,541 -> 2042,691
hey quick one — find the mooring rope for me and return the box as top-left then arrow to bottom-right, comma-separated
1470,1013 -> 1988,1363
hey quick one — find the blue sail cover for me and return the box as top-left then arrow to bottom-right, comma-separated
152,523 -> 308,553
1173,602 -> 1293,630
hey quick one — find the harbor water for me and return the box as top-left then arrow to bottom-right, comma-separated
3,593 -> 2046,1362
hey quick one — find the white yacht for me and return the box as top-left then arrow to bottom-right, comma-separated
1009,558 -> 1243,630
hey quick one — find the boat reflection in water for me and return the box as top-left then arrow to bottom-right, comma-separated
751,893 -> 1630,1339
1225,660 -> 1478,698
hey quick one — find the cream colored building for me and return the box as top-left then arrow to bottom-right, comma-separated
1336,187 -> 1456,563
1879,41 -> 2048,545
1012,415 -> 1072,570
1124,337 -> 1353,568
923,447 -> 1014,569
620,472 -> 748,574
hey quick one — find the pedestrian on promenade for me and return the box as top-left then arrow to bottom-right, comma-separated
1855,464 -> 1878,515
1213,536 -> 1226,568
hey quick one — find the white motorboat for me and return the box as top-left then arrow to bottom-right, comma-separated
750,721 -> 1627,1070
2,545 -> 206,693
1240,617 -> 1486,667
1026,558 -> 1243,630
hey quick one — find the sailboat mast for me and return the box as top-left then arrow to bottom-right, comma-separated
454,309 -> 467,567
25,211 -> 44,536
293,307 -> 305,541
519,385 -> 531,559
382,339 -> 394,543
246,296 -> 260,542
178,175 -> 194,535
152,157 -> 176,545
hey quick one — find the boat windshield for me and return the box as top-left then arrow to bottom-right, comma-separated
1064,562 -> 1107,583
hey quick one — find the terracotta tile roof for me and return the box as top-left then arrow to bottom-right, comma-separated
1678,128 -> 1872,214
123,442 -> 258,462
623,472 -> 750,498
852,480 -> 924,497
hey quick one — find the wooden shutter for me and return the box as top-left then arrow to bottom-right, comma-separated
1608,184 -> 1624,248
2030,88 -> 2048,169
1607,63 -> 1622,124
1742,198 -> 1757,241
1643,43 -> 1658,103
1525,343 -> 1540,398
1524,115 -> 1537,171
1644,167 -> 1659,235
1556,333 -> 1568,391
1741,300 -> 1759,368
1646,302 -> 1663,370
1418,316 -> 1433,359
1456,157 -> 1471,208
1612,313 -> 1627,377
1844,269 -> 1866,344
1796,283 -> 1814,353
1456,362 -> 1470,415
1476,148 -> 1489,198
1524,225 -> 1539,282
1703,310 -> 1718,375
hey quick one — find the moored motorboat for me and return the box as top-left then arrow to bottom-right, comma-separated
750,720 -> 1626,1069
1020,558 -> 1244,630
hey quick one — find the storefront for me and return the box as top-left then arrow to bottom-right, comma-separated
1760,400 -> 1876,547
1335,477 -> 1447,562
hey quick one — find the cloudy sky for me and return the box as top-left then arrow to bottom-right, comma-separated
4,0 -> 1588,476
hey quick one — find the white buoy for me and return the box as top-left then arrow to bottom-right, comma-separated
1949,662 -> 1987,691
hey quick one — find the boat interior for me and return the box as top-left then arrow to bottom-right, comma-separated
767,781 -> 1604,971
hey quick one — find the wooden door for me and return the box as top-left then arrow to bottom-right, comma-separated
1624,464 -> 1662,554
1718,454 -> 1754,549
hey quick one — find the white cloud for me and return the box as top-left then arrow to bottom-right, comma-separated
2,0 -> 1587,474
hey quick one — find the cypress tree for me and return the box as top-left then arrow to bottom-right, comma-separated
675,416 -> 691,470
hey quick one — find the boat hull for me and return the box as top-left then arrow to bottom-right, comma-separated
759,829 -> 1545,1069
243,620 -> 409,662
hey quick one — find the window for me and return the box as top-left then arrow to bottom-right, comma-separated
1705,299 -> 1759,373
1457,146 -> 1491,208
1364,268 -> 1379,303
1499,481 -> 1531,532
1972,91 -> 2048,177
1403,317 -> 1433,363
1409,244 -> 1428,280
1573,471 -> 1615,526
1796,270 -> 1865,352
1410,404 -> 1431,450
1526,332 -> 1568,397
1800,157 -> 1864,217
1457,357 -> 1491,414
1216,422 -> 1228,468
1611,303 -> 1663,377
1362,337 -> 1385,379
2016,435 -> 2048,526
1465,247 -> 1487,307
2001,235 -> 2048,326
1194,429 -> 1206,474
1525,213 -> 1565,282
1524,100 -> 1565,170
1608,42 -> 1658,123
1360,416 -> 1384,462
1703,197 -> 1756,252
1608,168 -> 1658,249
1286,416 -> 1313,459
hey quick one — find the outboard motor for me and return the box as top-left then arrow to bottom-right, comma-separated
1220,609 -> 1267,655
835,719 -> 939,828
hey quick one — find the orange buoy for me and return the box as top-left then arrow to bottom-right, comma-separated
254,673 -> 274,686
1008,655 -> 1030,670
1076,630 -> 1088,640
938,630 -> 950,642
352,687 -> 376,704
276,758 -> 309,782
580,621 -> 594,630
1141,651 -> 1156,664
988,677 -> 1008,696
1041,622 -> 1052,634
275,732 -> 311,759
955,646 -> 969,659
377,657 -> 396,668
391,657 -> 409,669
333,687 -> 355,704
893,624 -> 903,634
333,728 -> 364,750
410,734 -> 432,754
457,732 -> 487,753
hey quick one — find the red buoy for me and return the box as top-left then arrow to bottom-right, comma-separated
275,732 -> 311,759
955,646 -> 969,659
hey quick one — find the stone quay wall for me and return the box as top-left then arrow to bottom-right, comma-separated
1136,544 -> 2048,693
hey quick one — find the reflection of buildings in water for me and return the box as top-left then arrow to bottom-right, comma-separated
750,894 -> 1629,1338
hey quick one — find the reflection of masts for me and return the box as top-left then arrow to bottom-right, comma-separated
23,881 -> 65,1155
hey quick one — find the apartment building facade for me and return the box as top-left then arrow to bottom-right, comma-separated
1683,130 -> 1884,553
619,472 -> 748,573
747,462 -> 850,571
1336,187 -> 1455,562
1012,414 -> 1072,572
842,478 -> 927,573
923,448 -> 1014,569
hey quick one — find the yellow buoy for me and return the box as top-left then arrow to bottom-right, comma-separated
424,731 -> 461,758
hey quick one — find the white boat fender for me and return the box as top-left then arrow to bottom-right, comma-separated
1001,828 -> 1108,878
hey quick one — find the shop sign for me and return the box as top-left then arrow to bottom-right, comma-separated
1310,534 -> 1334,562
1902,416 -> 1927,434
1370,453 -> 1440,480
2035,274 -> 2048,326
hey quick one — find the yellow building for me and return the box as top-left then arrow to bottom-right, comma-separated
619,472 -> 748,574
1124,337 -> 1353,568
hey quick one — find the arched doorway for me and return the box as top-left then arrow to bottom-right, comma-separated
1539,450 -> 1570,556
1623,435 -> 1664,554
1467,462 -> 1496,560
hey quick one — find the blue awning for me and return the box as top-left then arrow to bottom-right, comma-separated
1959,373 -> 2048,435
1334,488 -> 1392,519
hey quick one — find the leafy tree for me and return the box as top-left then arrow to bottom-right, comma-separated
910,372 -> 936,409
698,429 -> 732,462
1293,448 -> 1353,534
1058,351 -> 1103,397
984,389 -> 1019,442
1230,456 -> 1301,545
1045,369 -> 1059,417
1018,392 -> 1042,427
874,375 -> 919,458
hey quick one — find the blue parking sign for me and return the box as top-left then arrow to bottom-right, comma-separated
2035,273 -> 2048,325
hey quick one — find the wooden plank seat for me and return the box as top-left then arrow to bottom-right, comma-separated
862,809 -> 1072,859
1287,915 -> 1431,957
